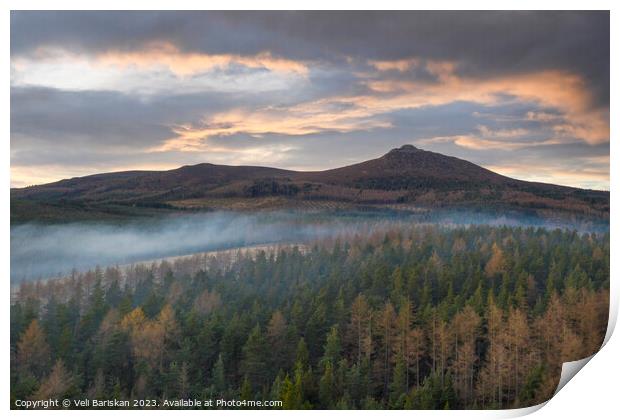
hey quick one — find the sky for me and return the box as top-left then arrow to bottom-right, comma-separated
10,11 -> 610,190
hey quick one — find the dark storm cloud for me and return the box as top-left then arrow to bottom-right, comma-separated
11,11 -> 610,104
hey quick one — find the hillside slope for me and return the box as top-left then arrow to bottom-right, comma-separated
11,145 -> 609,222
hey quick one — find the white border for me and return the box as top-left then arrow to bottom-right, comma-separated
3,2 -> 616,420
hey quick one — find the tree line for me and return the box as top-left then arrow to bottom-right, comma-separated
11,225 -> 609,409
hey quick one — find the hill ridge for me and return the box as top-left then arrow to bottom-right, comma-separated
11,145 -> 609,222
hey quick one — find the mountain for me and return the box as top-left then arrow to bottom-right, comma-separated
11,145 -> 609,223
303,144 -> 508,186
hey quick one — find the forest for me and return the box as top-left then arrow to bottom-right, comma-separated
10,224 -> 609,409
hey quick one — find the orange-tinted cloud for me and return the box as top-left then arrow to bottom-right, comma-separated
154,62 -> 608,153
418,135 -> 564,151
19,43 -> 309,79
153,105 -> 392,152
11,48 -> 609,189
368,58 -> 421,72
97,42 -> 309,76
362,66 -> 608,145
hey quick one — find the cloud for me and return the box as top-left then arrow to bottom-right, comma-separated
361,68 -> 608,144
9,11 -> 609,190
97,41 -> 308,76
12,48 -> 308,96
419,135 -> 564,151
476,125 -> 528,138
525,111 -> 562,122
154,99 -> 393,152
486,163 -> 609,190
11,11 -> 609,98
146,60 -> 608,152
369,58 -> 421,72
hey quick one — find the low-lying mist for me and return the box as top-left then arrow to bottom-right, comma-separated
10,212 -> 375,283
10,209 -> 608,283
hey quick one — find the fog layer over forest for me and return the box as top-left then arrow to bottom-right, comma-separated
10,210 -> 608,283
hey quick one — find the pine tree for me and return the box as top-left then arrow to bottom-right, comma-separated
389,357 -> 407,406
211,353 -> 226,396
267,310 -> 292,374
31,359 -> 75,400
485,243 -> 506,278
295,337 -> 309,369
319,361 -> 335,408
450,306 -> 480,404
348,294 -> 371,365
378,302 -> 397,399
16,319 -> 51,379
240,376 -> 253,401
178,361 -> 189,399
240,325 -> 268,390
321,326 -> 341,368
